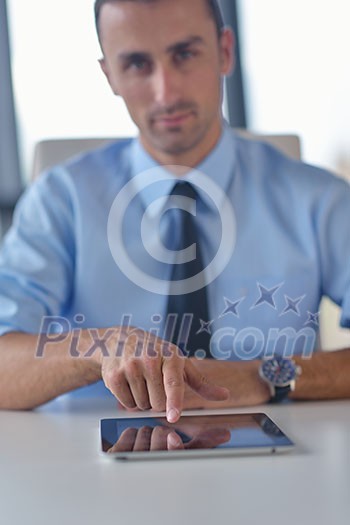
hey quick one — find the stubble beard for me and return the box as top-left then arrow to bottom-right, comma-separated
145,115 -> 213,157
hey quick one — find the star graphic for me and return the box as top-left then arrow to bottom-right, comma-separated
305,311 -> 320,326
252,283 -> 283,310
196,319 -> 214,335
280,295 -> 305,316
219,296 -> 244,319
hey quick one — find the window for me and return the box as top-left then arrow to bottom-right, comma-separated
8,0 -> 137,181
238,0 -> 350,179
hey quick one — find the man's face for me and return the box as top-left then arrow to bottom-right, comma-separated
99,0 -> 233,161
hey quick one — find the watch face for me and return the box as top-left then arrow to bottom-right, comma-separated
261,356 -> 297,387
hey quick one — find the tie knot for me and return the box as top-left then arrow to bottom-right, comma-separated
170,181 -> 197,201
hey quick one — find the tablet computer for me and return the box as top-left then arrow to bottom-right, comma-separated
100,413 -> 294,460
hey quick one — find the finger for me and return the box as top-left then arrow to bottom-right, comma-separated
133,426 -> 153,452
162,358 -> 185,423
184,361 -> 230,401
167,432 -> 185,450
106,373 -> 137,409
185,428 -> 231,450
108,428 -> 138,453
125,365 -> 151,411
150,426 -> 171,451
144,360 -> 167,412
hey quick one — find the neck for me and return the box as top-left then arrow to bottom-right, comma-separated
140,118 -> 224,175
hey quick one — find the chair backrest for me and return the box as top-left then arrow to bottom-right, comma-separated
236,130 -> 301,161
31,138 -> 117,180
31,131 -> 301,180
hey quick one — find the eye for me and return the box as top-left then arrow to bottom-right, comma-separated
123,55 -> 152,74
131,58 -> 148,70
175,49 -> 196,63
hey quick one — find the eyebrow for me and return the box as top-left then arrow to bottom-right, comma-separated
118,35 -> 205,63
165,35 -> 205,54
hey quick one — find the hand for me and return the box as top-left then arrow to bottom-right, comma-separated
107,424 -> 231,454
181,358 -> 271,410
98,327 -> 229,423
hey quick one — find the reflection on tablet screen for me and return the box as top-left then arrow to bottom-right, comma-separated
101,413 -> 293,455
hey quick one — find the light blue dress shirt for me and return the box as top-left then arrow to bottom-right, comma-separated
1,124 -> 350,397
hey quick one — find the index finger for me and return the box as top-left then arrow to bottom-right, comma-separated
162,357 -> 185,423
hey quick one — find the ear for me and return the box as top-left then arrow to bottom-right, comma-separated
98,58 -> 119,96
219,28 -> 235,77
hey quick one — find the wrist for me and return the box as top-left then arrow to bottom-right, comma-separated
78,329 -> 104,368
250,360 -> 271,401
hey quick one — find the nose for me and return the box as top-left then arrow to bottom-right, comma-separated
151,63 -> 181,107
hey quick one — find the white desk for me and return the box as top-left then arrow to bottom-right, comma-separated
0,398 -> 349,525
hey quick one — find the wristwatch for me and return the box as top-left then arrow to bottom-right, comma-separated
259,355 -> 302,403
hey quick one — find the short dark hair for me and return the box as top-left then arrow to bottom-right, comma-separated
94,0 -> 225,44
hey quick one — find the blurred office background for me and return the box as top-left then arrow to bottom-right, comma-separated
1,0 -> 350,347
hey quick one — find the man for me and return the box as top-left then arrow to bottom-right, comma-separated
0,0 -> 350,421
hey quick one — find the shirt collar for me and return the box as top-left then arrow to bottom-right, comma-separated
129,121 -> 236,217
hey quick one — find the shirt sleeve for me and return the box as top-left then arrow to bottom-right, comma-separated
0,168 -> 75,335
314,174 -> 350,328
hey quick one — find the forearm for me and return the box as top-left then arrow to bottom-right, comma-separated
0,332 -> 102,410
188,349 -> 350,408
290,348 -> 350,400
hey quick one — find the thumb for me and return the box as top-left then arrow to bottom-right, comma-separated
184,360 -> 230,401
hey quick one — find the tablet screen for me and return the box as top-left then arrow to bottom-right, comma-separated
100,413 -> 294,458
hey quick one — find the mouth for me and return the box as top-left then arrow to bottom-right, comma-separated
154,111 -> 194,127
